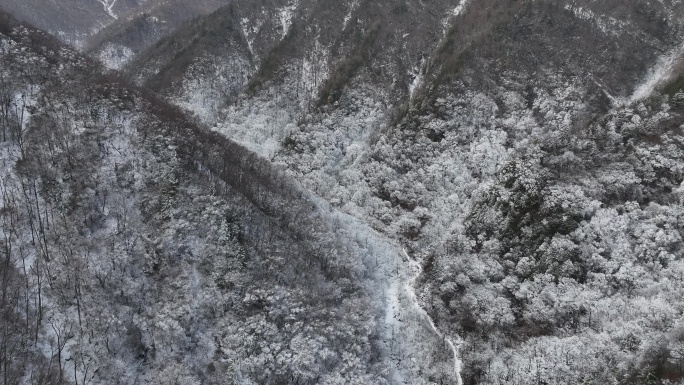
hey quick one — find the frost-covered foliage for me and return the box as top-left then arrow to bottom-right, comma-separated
427,99 -> 684,384
0,14 -> 465,384
7,0 -> 684,383
156,1 -> 684,384
171,53 -> 252,125
122,4 -> 255,126
96,42 -> 134,70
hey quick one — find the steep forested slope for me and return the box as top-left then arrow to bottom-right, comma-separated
5,0 -> 684,384
86,0 -> 233,70
122,4 -> 253,123
0,0 -> 232,67
119,1 -> 684,384
0,12 -> 460,384
0,0 -> 146,47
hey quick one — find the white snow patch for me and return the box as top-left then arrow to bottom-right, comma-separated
295,37 -> 330,108
240,18 -> 254,57
441,0 -> 470,33
629,41 -> 684,103
97,43 -> 134,70
383,278 -> 406,384
343,0 -> 360,29
409,57 -> 426,101
563,4 -> 629,37
452,0 -> 470,17
214,98 -> 297,158
0,37 -> 11,53
241,16 -> 265,60
95,0 -> 118,19
277,0 -> 300,39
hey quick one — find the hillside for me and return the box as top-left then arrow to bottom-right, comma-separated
0,11 -> 460,384
4,1 -> 684,384
124,0 -> 684,383
0,0 -> 232,67
0,0 -> 145,47
85,0 -> 233,70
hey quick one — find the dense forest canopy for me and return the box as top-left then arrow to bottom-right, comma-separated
2,1 -> 684,384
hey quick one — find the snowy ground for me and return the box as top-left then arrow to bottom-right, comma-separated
97,43 -> 134,70
629,39 -> 684,103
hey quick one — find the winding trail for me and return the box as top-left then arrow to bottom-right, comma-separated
402,248 -> 463,385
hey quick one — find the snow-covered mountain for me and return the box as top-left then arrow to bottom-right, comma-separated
123,1 -> 684,383
0,10 -> 463,384
3,0 -> 684,384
